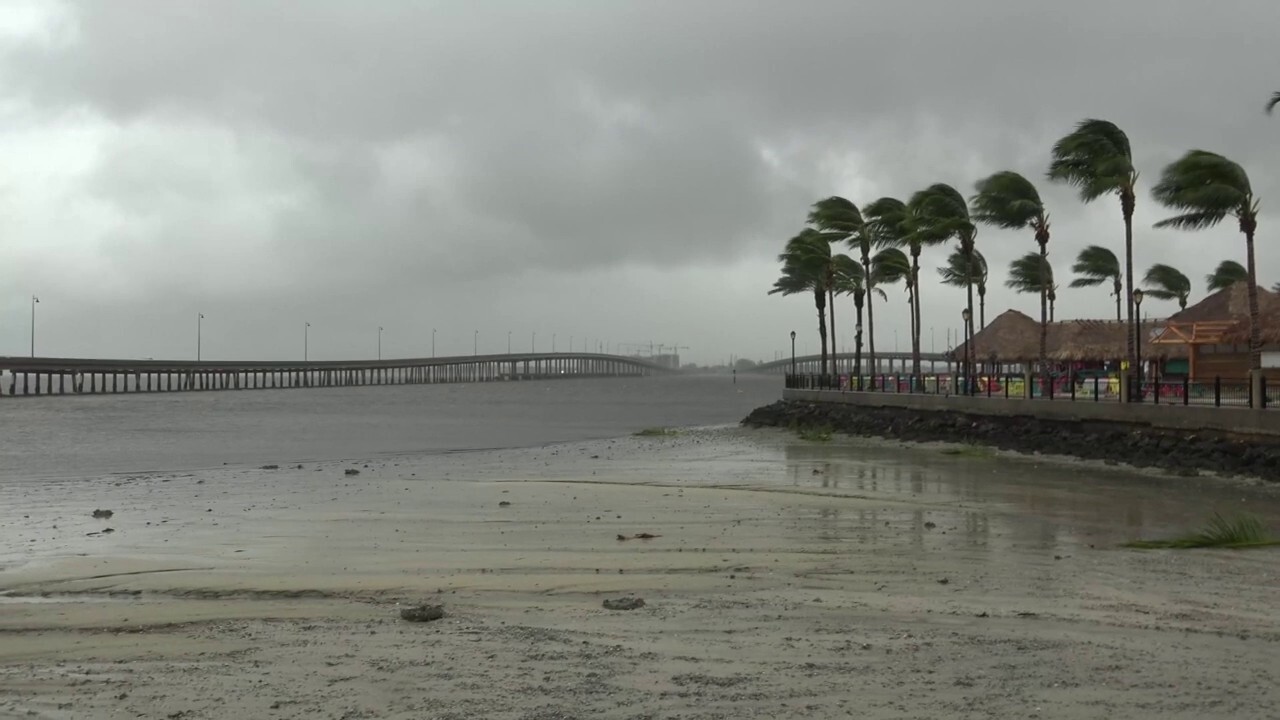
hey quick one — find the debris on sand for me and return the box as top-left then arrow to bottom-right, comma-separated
602,597 -> 645,611
400,604 -> 445,622
344,469 -> 361,476
259,465 -> 280,470
616,533 -> 660,541
498,501 -> 511,507
91,509 -> 114,519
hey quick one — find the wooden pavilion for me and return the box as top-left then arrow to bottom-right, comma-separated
1150,282 -> 1280,381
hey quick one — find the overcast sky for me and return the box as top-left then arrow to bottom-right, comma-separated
2,0 -> 1278,365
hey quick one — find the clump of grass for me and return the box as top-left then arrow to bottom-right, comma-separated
1125,512 -> 1280,549
796,425 -> 834,442
635,427 -> 680,437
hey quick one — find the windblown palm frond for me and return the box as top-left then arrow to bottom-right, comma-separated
871,247 -> 911,288
1152,150 -> 1256,230
1047,119 -> 1137,202
1207,260 -> 1248,291
1267,91 -> 1280,115
938,248 -> 986,288
1143,263 -> 1192,309
1006,253 -> 1054,294
971,171 -> 1048,229
1070,245 -> 1121,289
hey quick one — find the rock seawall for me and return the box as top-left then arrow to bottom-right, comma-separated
743,400 -> 1280,481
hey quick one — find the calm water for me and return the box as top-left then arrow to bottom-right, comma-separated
0,374 -> 778,479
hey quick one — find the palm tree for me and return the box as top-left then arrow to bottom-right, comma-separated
1008,253 -> 1056,320
832,255 -> 883,382
938,248 -> 988,329
809,197 -> 878,382
870,247 -> 911,377
1267,92 -> 1280,115
1142,263 -> 1192,310
1048,119 -> 1139,364
971,171 -> 1052,373
770,229 -> 831,375
914,184 -> 980,384
1152,150 -> 1263,372
1206,260 -> 1247,292
1070,245 -> 1123,320
865,193 -> 949,379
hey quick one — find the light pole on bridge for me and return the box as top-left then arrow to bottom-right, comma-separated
507,331 -> 512,354
197,313 -> 204,362
531,331 -> 536,353
474,330 -> 478,356
553,333 -> 556,353
30,295 -> 39,358
304,322 -> 311,362
790,330 -> 796,379
378,326 -> 383,361
432,328 -> 436,358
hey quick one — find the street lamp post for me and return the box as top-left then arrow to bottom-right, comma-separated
197,313 -> 204,362
432,328 -> 436,358
961,308 -> 972,396
30,295 -> 39,358
474,330 -> 478,356
1133,288 -> 1145,402
378,326 -> 383,361
304,322 -> 311,362
790,330 -> 797,381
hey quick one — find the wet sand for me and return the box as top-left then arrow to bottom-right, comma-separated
3,428 -> 1280,719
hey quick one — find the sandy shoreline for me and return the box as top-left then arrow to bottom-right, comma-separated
4,427 -> 1280,719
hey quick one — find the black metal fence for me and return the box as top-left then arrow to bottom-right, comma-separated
784,373 -> 1268,409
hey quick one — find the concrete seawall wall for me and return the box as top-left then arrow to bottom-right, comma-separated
783,389 -> 1280,438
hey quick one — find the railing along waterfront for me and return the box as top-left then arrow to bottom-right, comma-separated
785,373 -> 1267,409
0,353 -> 673,398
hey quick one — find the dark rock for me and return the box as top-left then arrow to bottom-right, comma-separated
259,465 -> 280,470
345,469 -> 360,476
91,509 -> 114,519
498,501 -> 511,507
400,604 -> 445,622
602,596 -> 645,611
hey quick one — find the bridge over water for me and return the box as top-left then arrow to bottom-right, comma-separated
0,353 -> 673,397
750,351 -> 952,375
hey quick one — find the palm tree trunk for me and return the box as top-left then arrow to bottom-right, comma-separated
979,287 -> 986,329
1113,276 -> 1122,321
1037,234 -> 1049,377
1122,192 -> 1136,366
854,294 -> 865,384
1245,223 -> 1261,371
910,245 -> 922,379
813,286 -> 828,379
863,253 -> 876,380
828,285 -> 837,377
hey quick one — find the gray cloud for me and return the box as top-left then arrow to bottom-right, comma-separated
1,0 -> 1278,363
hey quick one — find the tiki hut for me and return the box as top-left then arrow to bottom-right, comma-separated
1151,282 -> 1280,381
951,309 -> 1039,366
954,311 -> 1186,374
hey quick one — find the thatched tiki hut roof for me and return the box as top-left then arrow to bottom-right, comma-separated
953,310 -> 1187,364
951,309 -> 1039,363
1163,282 -> 1280,345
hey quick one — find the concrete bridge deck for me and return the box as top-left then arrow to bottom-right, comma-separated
0,352 -> 673,397
749,351 -> 952,374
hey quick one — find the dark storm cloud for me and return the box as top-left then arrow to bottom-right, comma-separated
1,0 -> 1278,361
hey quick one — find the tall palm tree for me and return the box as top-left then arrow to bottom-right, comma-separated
1142,263 -> 1192,310
938,248 -> 988,329
770,229 -> 831,375
865,193 -> 948,379
870,247 -> 911,376
1206,260 -> 1248,292
1008,253 -> 1056,320
809,197 -> 878,381
1048,119 -> 1139,364
1070,245 -> 1123,320
832,255 -> 883,382
1152,150 -> 1263,372
971,171 -> 1052,373
914,184 -> 980,383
